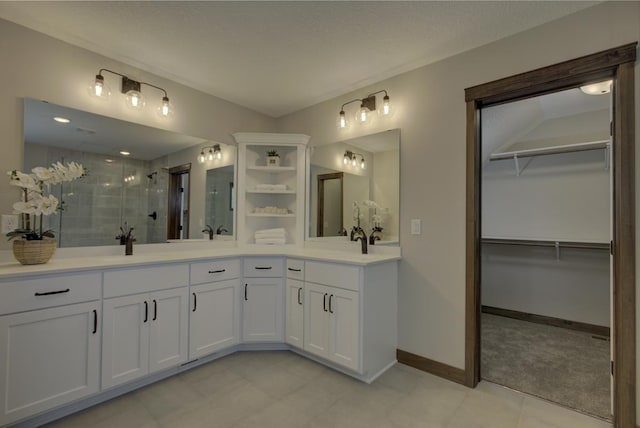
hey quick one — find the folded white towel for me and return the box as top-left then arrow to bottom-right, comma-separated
255,238 -> 286,245
255,234 -> 286,240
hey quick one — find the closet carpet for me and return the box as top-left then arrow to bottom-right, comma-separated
481,313 -> 610,420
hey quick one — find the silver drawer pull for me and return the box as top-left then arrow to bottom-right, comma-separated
255,266 -> 272,270
34,288 -> 70,296
208,269 -> 226,274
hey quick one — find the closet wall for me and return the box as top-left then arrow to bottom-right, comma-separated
481,99 -> 611,327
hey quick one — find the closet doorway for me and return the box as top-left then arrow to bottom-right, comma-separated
465,43 -> 636,428
480,86 -> 612,419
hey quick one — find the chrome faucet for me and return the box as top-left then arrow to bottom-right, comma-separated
216,225 -> 228,235
202,225 -> 214,240
354,227 -> 368,254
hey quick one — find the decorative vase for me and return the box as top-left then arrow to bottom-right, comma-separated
267,156 -> 280,167
12,239 -> 57,265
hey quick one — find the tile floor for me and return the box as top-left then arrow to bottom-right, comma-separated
45,351 -> 612,428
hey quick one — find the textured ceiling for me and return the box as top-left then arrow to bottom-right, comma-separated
0,1 -> 597,117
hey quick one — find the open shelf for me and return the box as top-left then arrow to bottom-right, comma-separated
247,166 -> 296,172
247,189 -> 296,194
247,213 -> 296,218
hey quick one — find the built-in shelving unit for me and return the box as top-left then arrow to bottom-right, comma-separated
234,132 -> 310,246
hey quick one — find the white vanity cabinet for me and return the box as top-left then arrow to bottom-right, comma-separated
242,257 -> 284,342
285,259 -> 304,348
0,273 -> 101,426
303,260 -> 398,377
189,259 -> 241,359
234,132 -> 310,246
101,264 -> 189,389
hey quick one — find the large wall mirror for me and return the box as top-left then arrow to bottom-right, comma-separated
308,129 -> 399,244
23,98 -> 235,247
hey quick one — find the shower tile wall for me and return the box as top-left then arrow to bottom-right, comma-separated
24,143 -> 168,247
147,156 -> 169,243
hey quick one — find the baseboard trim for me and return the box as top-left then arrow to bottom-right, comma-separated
397,349 -> 466,385
482,305 -> 610,338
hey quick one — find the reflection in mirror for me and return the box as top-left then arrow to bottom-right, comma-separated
23,98 -> 230,247
308,129 -> 399,244
205,165 -> 234,238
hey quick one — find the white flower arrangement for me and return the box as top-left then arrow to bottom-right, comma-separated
7,161 -> 86,240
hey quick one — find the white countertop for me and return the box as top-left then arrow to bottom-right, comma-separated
0,243 -> 401,279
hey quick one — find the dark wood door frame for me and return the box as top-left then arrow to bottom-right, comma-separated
167,163 -> 191,240
317,172 -> 344,237
464,43 -> 636,428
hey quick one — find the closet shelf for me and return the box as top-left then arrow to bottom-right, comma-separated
481,237 -> 610,251
247,166 -> 296,172
489,140 -> 609,161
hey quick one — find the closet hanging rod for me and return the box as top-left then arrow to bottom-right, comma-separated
489,140 -> 609,161
481,237 -> 610,251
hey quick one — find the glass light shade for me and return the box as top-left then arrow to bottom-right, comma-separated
89,75 -> 110,99
356,104 -> 369,122
337,110 -> 349,129
215,150 -> 222,160
207,148 -> 214,161
580,80 -> 612,95
351,157 -> 357,167
343,154 -> 349,165
158,96 -> 173,118
125,90 -> 145,109
360,158 -> 366,169
198,151 -> 206,164
380,95 -> 392,116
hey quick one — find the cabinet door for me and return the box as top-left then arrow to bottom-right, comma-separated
102,294 -> 149,389
242,278 -> 283,342
303,282 -> 330,359
328,288 -> 360,371
285,279 -> 304,348
190,279 -> 240,359
0,301 -> 100,425
149,288 -> 189,373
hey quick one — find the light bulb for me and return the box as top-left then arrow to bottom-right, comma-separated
216,150 -> 222,160
381,95 -> 392,116
207,148 -> 214,161
357,104 -> 369,122
360,158 -> 366,169
338,110 -> 348,129
157,96 -> 173,118
89,74 -> 110,99
125,90 -> 145,109
352,157 -> 357,167
198,151 -> 205,164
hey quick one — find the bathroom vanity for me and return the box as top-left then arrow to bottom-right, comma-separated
0,246 -> 398,427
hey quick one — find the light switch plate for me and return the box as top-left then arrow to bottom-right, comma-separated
410,219 -> 421,235
1,214 -> 19,234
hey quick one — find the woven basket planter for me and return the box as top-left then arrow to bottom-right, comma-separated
12,239 -> 57,265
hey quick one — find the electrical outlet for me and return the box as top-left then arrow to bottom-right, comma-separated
1,215 -> 19,234
410,219 -> 421,235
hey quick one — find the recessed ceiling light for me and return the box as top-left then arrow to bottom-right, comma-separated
53,116 -> 71,123
119,151 -> 130,156
580,80 -> 612,95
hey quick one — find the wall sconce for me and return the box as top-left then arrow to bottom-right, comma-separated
197,144 -> 223,163
89,68 -> 173,117
343,150 -> 366,169
338,89 -> 392,129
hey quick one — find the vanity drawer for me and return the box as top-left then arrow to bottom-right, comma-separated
286,259 -> 304,280
104,263 -> 189,298
190,258 -> 240,285
305,261 -> 360,292
243,257 -> 284,278
0,272 -> 101,315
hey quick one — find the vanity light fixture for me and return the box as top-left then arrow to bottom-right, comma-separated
90,69 -> 173,117
337,89 -> 392,129
580,80 -> 612,95
343,150 -> 366,169
197,144 -> 223,164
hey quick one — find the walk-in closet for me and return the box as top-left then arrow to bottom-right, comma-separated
480,83 -> 612,419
